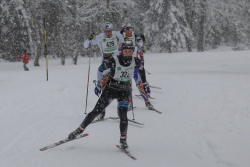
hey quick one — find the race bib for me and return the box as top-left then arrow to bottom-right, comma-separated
113,56 -> 135,82
101,33 -> 118,53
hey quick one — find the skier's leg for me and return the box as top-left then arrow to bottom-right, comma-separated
135,68 -> 153,109
117,90 -> 130,149
118,81 -> 132,115
95,74 -> 110,120
68,88 -> 114,140
118,101 -> 129,137
23,64 -> 29,71
81,89 -> 113,128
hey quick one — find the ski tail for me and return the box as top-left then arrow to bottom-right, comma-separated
149,85 -> 161,89
39,133 -> 89,151
116,145 -> 137,160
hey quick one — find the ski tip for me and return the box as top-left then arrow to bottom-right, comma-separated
85,133 -> 89,136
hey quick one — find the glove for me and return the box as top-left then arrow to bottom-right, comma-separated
88,33 -> 94,40
143,82 -> 151,96
94,84 -> 101,97
142,46 -> 146,53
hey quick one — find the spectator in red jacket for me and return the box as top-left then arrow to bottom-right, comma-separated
16,49 -> 29,71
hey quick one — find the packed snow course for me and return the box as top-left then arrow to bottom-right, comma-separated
1,46 -> 250,167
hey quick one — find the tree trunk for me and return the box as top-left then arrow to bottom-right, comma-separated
32,0 -> 41,66
19,1 -> 35,58
73,24 -> 80,65
233,25 -> 238,47
105,0 -> 110,22
197,1 -> 206,52
58,1 -> 66,65
73,0 -> 80,65
184,0 -> 194,52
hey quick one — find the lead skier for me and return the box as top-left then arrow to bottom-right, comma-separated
68,41 -> 142,150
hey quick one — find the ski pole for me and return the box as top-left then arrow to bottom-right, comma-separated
130,81 -> 135,120
84,41 -> 92,114
145,68 -> 151,75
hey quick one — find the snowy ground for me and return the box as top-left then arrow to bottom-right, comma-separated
1,46 -> 250,167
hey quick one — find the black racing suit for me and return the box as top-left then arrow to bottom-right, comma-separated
80,55 -> 141,138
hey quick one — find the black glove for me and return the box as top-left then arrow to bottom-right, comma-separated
88,33 -> 94,40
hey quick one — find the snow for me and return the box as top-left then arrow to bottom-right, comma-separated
1,46 -> 250,167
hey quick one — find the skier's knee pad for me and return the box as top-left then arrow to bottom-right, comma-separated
118,101 -> 129,109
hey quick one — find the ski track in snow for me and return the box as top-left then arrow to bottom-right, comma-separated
1,47 -> 250,167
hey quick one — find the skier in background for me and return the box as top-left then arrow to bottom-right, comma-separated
16,49 -> 29,71
123,23 -> 152,106
120,23 -> 126,35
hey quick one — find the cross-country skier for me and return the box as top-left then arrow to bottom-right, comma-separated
94,37 -> 154,121
120,23 -> 126,35
16,49 -> 29,71
68,42 -> 142,149
84,22 -> 124,60
124,23 -> 151,101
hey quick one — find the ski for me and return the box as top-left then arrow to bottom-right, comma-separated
109,117 -> 144,125
91,117 -> 112,124
39,133 -> 89,151
149,108 -> 162,114
92,116 -> 144,125
128,119 -> 144,125
149,85 -> 161,89
135,94 -> 155,99
116,145 -> 137,160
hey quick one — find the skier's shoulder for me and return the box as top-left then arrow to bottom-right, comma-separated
103,55 -> 115,64
113,31 -> 123,38
96,33 -> 104,39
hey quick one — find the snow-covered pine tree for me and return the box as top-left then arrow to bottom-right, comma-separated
0,0 -> 34,61
77,0 -> 136,34
220,0 -> 250,50
143,0 -> 193,53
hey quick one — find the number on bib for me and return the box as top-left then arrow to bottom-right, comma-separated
106,41 -> 115,47
120,71 -> 130,78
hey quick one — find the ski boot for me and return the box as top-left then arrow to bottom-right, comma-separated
68,126 -> 84,140
120,138 -> 129,150
145,101 -> 154,110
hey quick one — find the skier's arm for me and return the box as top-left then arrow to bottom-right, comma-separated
16,55 -> 23,59
83,34 -> 102,48
135,57 -> 147,83
115,31 -> 125,46
135,57 -> 142,69
98,57 -> 115,73
96,57 -> 114,84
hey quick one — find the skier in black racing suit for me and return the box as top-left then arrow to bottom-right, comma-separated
68,41 -> 142,150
